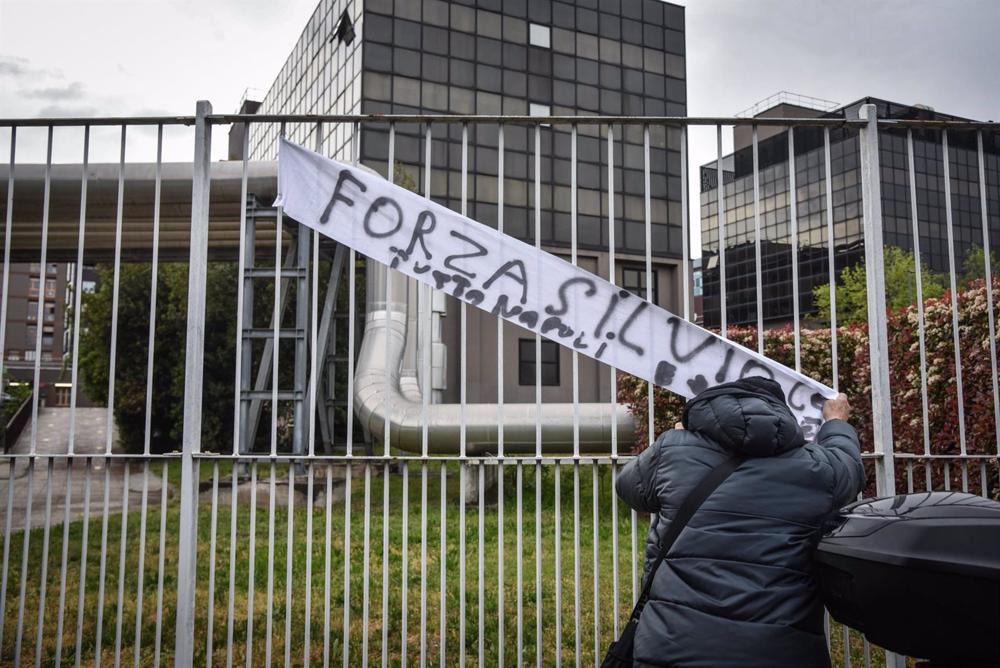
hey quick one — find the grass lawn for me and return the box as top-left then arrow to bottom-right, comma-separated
1,459 -> 889,666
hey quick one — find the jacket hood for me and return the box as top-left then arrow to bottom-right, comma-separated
682,379 -> 805,457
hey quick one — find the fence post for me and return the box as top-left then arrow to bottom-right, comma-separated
859,104 -> 907,668
858,103 -> 897,498
175,99 -> 212,663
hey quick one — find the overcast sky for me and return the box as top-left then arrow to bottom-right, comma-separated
2,0 -> 998,253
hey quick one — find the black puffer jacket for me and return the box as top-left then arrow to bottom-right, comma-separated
616,378 -> 864,667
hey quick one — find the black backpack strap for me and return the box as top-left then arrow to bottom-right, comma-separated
632,454 -> 746,620
601,454 -> 746,668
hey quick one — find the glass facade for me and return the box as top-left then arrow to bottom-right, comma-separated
250,0 -> 687,262
700,98 -> 1000,329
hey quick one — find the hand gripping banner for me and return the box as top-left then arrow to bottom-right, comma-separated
275,138 -> 837,439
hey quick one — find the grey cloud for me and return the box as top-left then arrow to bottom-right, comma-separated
22,81 -> 85,101
36,103 -> 100,118
0,54 -> 62,79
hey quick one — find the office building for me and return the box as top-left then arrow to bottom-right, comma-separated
699,95 -> 1000,329
242,0 -> 688,406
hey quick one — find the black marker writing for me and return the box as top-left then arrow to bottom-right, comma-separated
444,231 -> 488,279
320,169 -> 367,224
482,260 -> 529,305
545,277 -> 597,316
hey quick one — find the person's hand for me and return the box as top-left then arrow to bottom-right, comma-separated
823,393 -> 851,422
674,421 -> 684,430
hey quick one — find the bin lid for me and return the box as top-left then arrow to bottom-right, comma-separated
819,492 -> 1000,580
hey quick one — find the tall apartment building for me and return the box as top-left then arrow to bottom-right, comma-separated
242,0 -> 687,405
699,96 -> 1000,329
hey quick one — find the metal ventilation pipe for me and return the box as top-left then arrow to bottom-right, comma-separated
353,262 -> 635,455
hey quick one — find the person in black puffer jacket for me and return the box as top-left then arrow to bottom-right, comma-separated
616,376 -> 864,667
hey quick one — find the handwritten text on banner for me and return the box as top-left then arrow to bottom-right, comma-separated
276,138 -> 836,438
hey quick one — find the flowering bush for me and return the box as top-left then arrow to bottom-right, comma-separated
618,280 -> 1000,496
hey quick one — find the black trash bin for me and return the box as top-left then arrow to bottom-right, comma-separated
816,491 -> 1000,667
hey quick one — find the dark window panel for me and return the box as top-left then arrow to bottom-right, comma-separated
364,42 -> 393,72
393,18 -> 422,49
623,68 -> 644,95
477,36 -> 503,66
600,89 -> 621,115
599,63 -> 621,89
422,54 -> 449,83
528,74 -> 552,103
394,48 -> 422,78
423,25 -> 450,55
552,53 -> 575,79
576,58 -> 599,85
423,0 -> 449,25
477,9 -> 502,39
366,0 -> 393,14
503,69 -> 527,96
576,32 -> 599,58
504,15 -> 527,42
598,0 -> 620,14
503,43 -> 528,70
450,59 -> 475,87
518,338 -> 560,386
642,0 -> 664,25
576,83 -> 599,111
598,13 -> 621,40
527,46 -> 552,75
553,80 -> 576,108
527,0 -> 552,23
665,77 -> 686,103
664,3 -> 685,30
451,31 -> 476,57
622,18 -> 642,44
450,4 -> 476,32
365,12 -> 393,43
576,7 -> 598,34
643,22 -> 664,49
504,0 -> 528,18
477,64 -> 503,92
552,1 -> 575,29
664,27 -> 685,55
394,0 -> 421,21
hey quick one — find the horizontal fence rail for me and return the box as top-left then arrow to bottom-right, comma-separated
0,105 -> 997,667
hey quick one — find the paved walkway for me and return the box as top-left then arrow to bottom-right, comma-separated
1,407 -> 171,532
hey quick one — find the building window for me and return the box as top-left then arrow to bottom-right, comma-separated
529,23 -> 550,48
6,350 -> 21,361
45,279 -> 57,299
29,277 -> 40,297
46,263 -> 58,275
518,338 -> 560,386
24,350 -> 36,362
529,102 -> 551,117
27,301 -> 37,320
44,303 -> 55,323
621,265 -> 658,304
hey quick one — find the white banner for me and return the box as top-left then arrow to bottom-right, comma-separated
276,138 -> 836,438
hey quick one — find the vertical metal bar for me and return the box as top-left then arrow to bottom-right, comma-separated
381,461 -> 390,668
203,463 -> 219,666
516,464 -> 523,667
33,459 -> 55,667
0,462 -> 13,654
401,462 -> 409,668
753,126 -> 764,353
285,466 -> 295,668
824,128 -> 839,388
143,126 -> 163,456
233,125 -> 250,457
976,131 -> 1000,453
477,463 -> 484,667
226,465 -> 238,668
344,463 -> 354,668
0,126 -> 14,414
363,464 -> 372,668
113,463 -> 131,668
716,125 -> 727,338
55,459 -> 75,665
571,124 -> 582,667
245,463 -> 258,668
607,127 -> 618,460
12,460 -> 32,663
643,125 -> 655,442
68,126 -> 90,454
941,130 -> 968,456
858,104 -> 897,497
788,127 -> 802,371
74,459 -> 93,668
572,462 -> 581,667
176,100 -> 213,662
438,464 -> 446,667
611,465 -> 620,635
534,462 -> 542,668
420,124 -> 431,668
151,461 -> 167,667
94,464 -> 111,667
100,125 -> 126,459
323,465 -> 332,668
592,462 -> 600,666
680,126 -> 691,322
28,126 -> 53,457
554,462 -> 562,668
458,122 -> 468,668
906,131 -> 932,455
304,464 -> 314,668
496,122 -> 506,668
382,122 -> 395,668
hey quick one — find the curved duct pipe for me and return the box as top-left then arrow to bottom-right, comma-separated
353,262 -> 635,455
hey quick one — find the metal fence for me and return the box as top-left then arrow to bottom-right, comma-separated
0,103 -> 998,667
